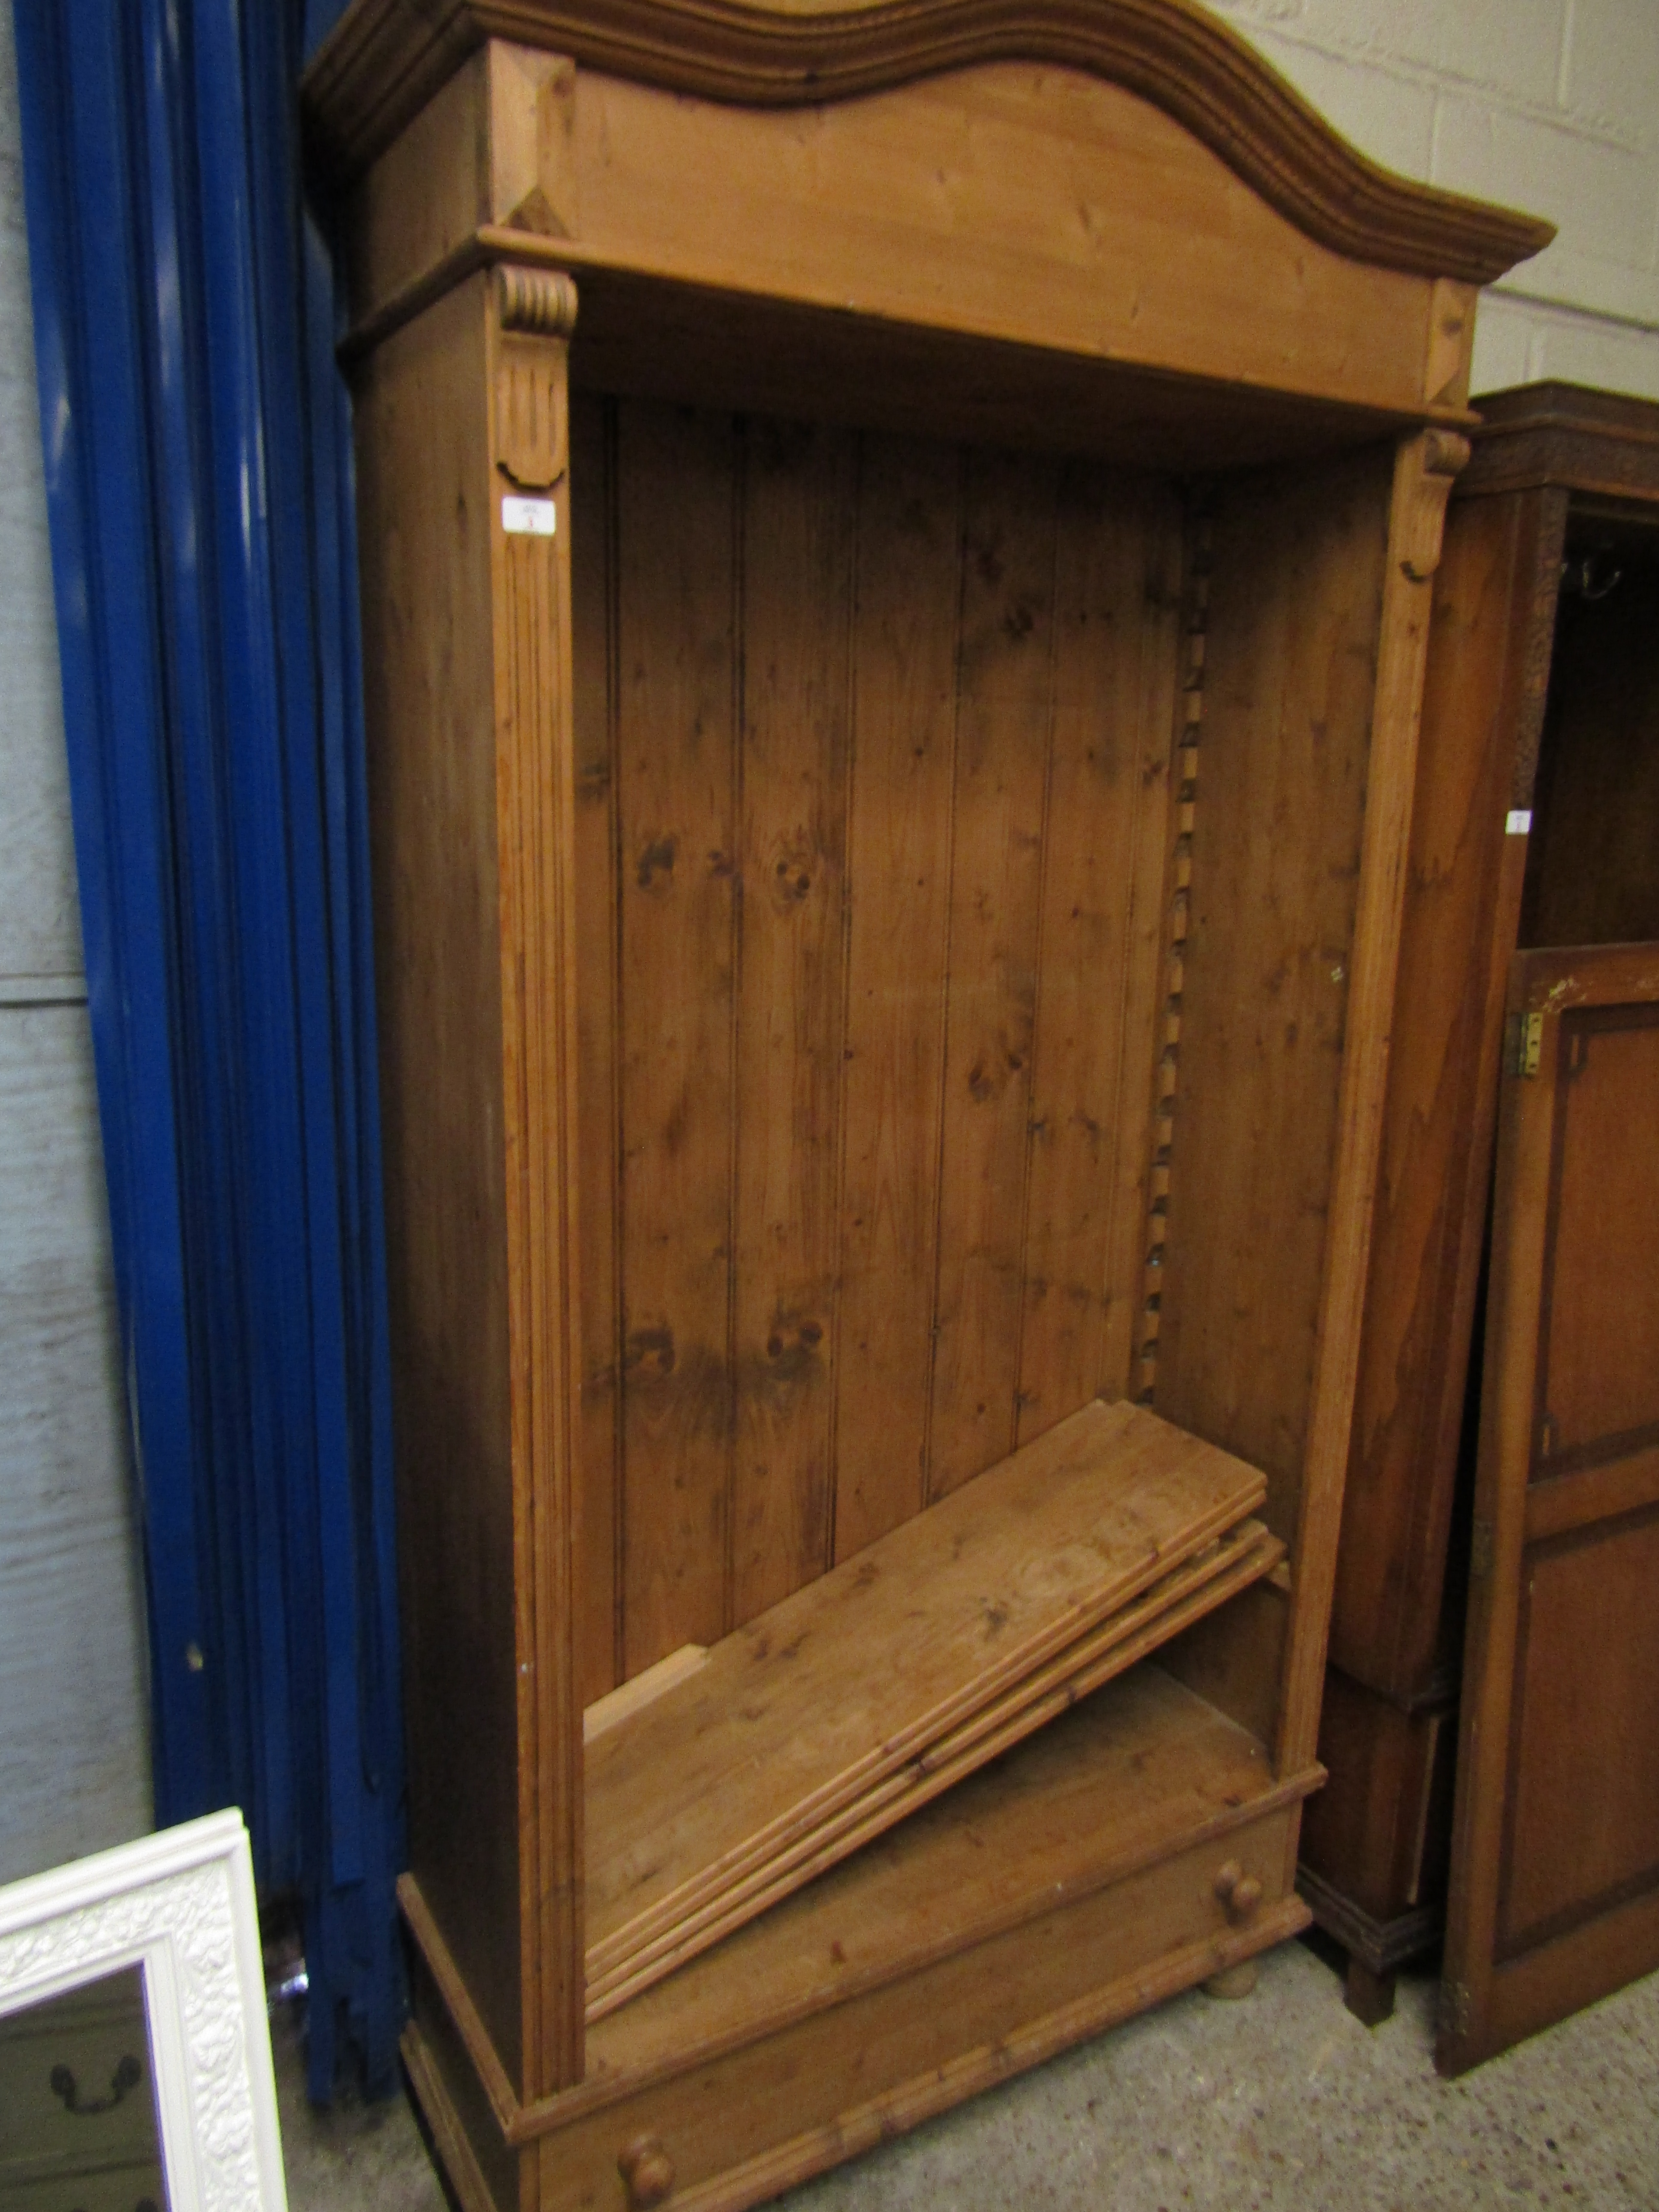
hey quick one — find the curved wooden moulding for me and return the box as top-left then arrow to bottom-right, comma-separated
307,0 -> 1552,286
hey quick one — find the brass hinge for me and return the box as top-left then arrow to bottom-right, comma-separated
1469,1517 -> 1495,1582
1506,1009 -> 1544,1078
1439,1977 -> 1472,2040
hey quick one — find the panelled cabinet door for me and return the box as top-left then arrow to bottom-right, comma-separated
1439,941 -> 1659,2073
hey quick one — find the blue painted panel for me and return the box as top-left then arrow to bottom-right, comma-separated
12,0 -> 406,2100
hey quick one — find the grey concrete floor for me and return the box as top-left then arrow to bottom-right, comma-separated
272,1937 -> 1659,2210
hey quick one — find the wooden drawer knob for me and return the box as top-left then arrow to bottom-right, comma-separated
1213,1860 -> 1264,1925
619,2133 -> 675,2209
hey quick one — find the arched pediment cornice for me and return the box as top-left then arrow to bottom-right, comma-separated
306,0 -> 1552,286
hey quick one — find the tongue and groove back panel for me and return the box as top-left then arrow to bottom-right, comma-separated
567,396 -> 1403,1706
568,394 -> 1184,1702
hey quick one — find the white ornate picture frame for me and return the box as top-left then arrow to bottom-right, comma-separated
0,1808 -> 289,2210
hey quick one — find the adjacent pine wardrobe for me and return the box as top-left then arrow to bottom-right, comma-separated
302,5 -> 1548,2205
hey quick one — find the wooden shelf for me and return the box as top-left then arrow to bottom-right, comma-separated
557,258 -> 1468,474
584,1406 -> 1260,1944
584,1399 -> 1278,2011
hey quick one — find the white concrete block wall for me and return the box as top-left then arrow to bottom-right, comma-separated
0,0 -> 152,1884
1200,0 -> 1659,398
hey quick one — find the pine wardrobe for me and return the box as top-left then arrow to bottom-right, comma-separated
302,5 -> 1548,2206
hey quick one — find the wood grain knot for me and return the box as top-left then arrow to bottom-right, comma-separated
496,262 -> 579,337
619,2135 -> 675,2209
1213,1859 -> 1264,1925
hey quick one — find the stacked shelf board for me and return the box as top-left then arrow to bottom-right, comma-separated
585,1400 -> 1281,2014
303,3 -> 1551,2205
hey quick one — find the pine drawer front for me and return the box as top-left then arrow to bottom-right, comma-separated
405,1796 -> 1308,2212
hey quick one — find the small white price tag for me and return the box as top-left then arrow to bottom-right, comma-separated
1505,809 -> 1532,836
502,495 -> 557,537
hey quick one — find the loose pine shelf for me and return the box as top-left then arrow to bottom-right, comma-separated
583,1398 -> 1280,2014
583,1521 -> 1282,2018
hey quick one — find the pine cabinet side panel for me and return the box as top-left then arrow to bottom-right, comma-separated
490,295 -> 589,2098
352,283 -> 526,2096
1330,488 -> 1559,1696
569,391 -> 623,1706
1153,448 -> 1392,1542
1278,431 -> 1465,1776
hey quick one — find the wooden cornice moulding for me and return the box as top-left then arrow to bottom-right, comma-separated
1472,380 -> 1659,447
304,0 -> 1553,287
1457,381 -> 1659,507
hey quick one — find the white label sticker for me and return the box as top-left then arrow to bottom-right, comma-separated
1505,809 -> 1532,836
502,495 -> 557,537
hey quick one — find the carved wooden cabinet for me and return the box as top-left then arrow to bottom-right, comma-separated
302,4 -> 1545,2203
1299,385 -> 1659,2051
